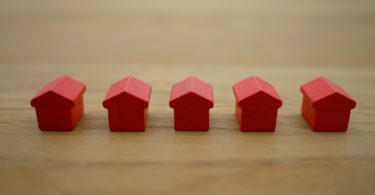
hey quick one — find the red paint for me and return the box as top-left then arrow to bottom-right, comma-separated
169,77 -> 214,131
233,76 -> 282,131
103,76 -> 152,131
30,75 -> 86,131
300,77 -> 356,132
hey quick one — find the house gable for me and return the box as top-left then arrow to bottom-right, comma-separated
103,76 -> 151,109
233,76 -> 282,108
169,77 -> 213,109
30,75 -> 86,108
169,91 -> 213,109
301,77 -> 356,110
238,91 -> 282,108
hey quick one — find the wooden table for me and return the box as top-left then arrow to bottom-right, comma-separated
1,0 -> 374,194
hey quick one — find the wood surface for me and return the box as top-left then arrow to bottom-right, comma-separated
0,0 -> 375,194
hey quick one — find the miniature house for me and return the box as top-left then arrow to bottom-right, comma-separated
300,77 -> 356,132
232,76 -> 282,131
30,75 -> 86,131
169,76 -> 214,131
103,76 -> 152,131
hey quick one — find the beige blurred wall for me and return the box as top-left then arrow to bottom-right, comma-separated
0,0 -> 374,67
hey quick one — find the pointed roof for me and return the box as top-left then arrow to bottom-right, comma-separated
31,75 -> 86,108
233,76 -> 282,108
300,77 -> 356,109
169,76 -> 214,109
103,76 -> 152,109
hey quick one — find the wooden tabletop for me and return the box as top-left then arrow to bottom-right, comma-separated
1,0 -> 375,194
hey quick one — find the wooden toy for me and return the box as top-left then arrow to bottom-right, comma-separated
232,76 -> 282,131
103,76 -> 152,131
30,75 -> 86,131
169,76 -> 214,131
300,77 -> 356,132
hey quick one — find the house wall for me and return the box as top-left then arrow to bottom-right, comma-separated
173,108 -> 209,131
240,106 -> 278,131
301,96 -> 316,129
235,103 -> 242,127
70,96 -> 84,128
35,105 -> 72,130
314,109 -> 351,131
107,104 -> 146,131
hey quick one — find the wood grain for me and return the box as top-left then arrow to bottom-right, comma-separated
0,0 -> 375,194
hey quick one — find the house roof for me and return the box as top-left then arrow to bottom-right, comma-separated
233,76 -> 282,108
169,76 -> 214,109
300,77 -> 356,109
31,75 -> 86,108
103,76 -> 152,108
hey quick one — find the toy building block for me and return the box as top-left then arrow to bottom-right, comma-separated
103,76 -> 152,131
30,75 -> 86,131
300,77 -> 356,132
232,76 -> 282,132
169,76 -> 214,131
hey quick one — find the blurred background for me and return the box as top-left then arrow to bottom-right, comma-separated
1,0 -> 375,194
0,0 -> 374,67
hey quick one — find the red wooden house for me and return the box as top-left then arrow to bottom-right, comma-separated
300,77 -> 356,132
232,76 -> 282,131
30,75 -> 86,131
103,76 -> 152,131
169,76 -> 214,131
